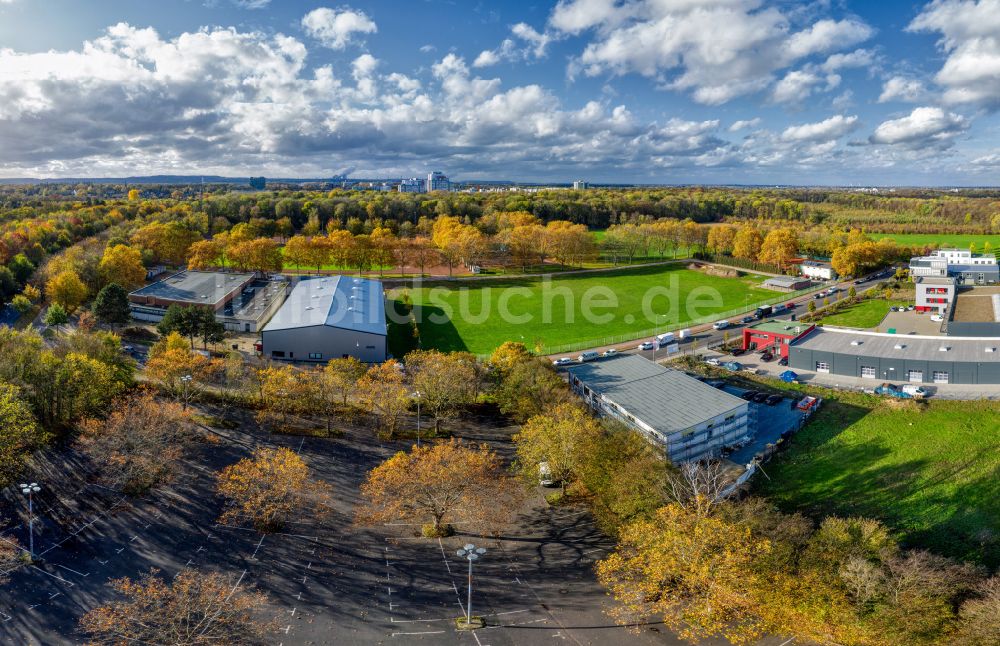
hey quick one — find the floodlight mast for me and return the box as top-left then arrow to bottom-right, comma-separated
19,482 -> 40,560
456,543 -> 487,625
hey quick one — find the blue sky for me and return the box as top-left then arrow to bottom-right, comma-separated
0,0 -> 999,185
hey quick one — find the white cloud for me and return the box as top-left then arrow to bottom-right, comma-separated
472,22 -> 554,68
781,115 -> 859,142
909,0 -> 1000,107
231,0 -> 270,8
301,7 -> 376,50
821,48 -> 875,72
869,106 -> 969,147
550,0 -> 875,105
729,118 -> 761,132
878,76 -> 927,103
772,70 -> 823,104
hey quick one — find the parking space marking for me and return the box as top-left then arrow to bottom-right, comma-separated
31,566 -> 75,587
55,564 -> 90,577
391,630 -> 446,637
250,535 -> 265,560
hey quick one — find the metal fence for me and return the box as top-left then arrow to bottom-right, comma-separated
538,284 -> 822,356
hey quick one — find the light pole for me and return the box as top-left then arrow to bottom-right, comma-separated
180,374 -> 192,411
456,543 -> 486,627
412,390 -> 422,446
20,482 -> 40,561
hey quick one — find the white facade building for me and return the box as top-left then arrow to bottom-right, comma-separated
800,260 -> 837,281
573,180 -> 588,190
909,249 -> 999,284
398,178 -> 426,193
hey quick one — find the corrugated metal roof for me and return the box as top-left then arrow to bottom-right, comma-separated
793,326 -> 1000,361
566,354 -> 746,433
130,270 -> 255,305
262,276 -> 387,336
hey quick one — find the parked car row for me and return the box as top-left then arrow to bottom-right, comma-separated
552,347 -> 621,366
740,390 -> 785,406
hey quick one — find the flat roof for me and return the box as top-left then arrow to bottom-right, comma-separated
916,276 -> 955,285
748,319 -> 809,335
566,354 -> 746,433
793,326 -> 1000,362
262,275 -> 386,336
130,270 -> 255,306
221,280 -> 287,322
763,276 -> 807,286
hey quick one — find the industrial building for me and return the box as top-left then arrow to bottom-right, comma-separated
260,276 -> 387,363
742,320 -> 815,358
788,326 -> 1000,384
915,276 -> 955,314
909,249 -> 998,285
566,354 -> 750,463
128,270 -> 288,332
800,260 -> 837,281
762,276 -> 812,292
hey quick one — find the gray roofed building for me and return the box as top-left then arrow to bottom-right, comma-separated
129,270 -> 256,308
260,276 -> 387,363
566,354 -> 750,462
762,276 -> 812,292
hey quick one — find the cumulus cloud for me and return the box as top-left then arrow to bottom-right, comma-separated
869,106 -> 969,147
473,22 -> 554,67
878,76 -> 927,103
908,0 -> 1000,107
301,7 -> 376,50
729,118 -> 762,132
781,115 -> 859,142
231,0 -> 270,8
0,22 -> 744,179
550,0 -> 874,105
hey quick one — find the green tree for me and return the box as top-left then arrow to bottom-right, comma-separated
92,283 -> 132,329
43,302 -> 69,326
11,294 -> 32,315
0,381 -> 45,486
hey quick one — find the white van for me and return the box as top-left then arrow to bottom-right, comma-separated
538,462 -> 555,487
678,328 -> 691,340
713,320 -> 730,330
656,332 -> 675,347
578,350 -> 600,362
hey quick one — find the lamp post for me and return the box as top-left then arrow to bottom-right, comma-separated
20,482 -> 40,561
456,543 -> 486,627
180,374 -> 192,411
412,390 -> 422,447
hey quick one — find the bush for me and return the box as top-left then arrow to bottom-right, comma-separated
421,522 -> 454,538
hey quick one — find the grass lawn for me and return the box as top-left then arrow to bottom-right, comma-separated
756,397 -> 1000,567
815,299 -> 908,328
388,264 -> 780,355
871,233 -> 1000,250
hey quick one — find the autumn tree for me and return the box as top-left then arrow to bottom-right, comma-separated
77,391 -> 192,495
186,239 -> 225,270
92,283 -> 132,329
217,447 -> 332,531
255,365 -> 316,432
145,333 -> 215,406
79,568 -> 274,645
356,361 -> 410,438
227,238 -> 283,275
494,358 -> 571,422
732,226 -> 764,262
357,439 -> 523,537
514,403 -> 602,494
707,224 -> 738,254
758,228 -> 799,269
405,350 -> 478,432
311,357 -> 366,433
486,341 -> 533,378
46,269 -> 88,312
596,504 -> 771,645
98,244 -> 146,291
130,221 -> 199,265
0,381 -> 45,487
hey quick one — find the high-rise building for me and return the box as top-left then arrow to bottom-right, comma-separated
398,178 -> 426,193
427,171 -> 450,192
573,180 -> 589,190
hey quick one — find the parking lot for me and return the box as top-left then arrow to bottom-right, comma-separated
0,405 -> 733,646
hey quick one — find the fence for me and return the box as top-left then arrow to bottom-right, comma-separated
538,284 -> 823,356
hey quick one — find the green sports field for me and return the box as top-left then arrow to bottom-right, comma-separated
756,397 -> 1000,567
871,233 -> 1000,249
388,264 -> 780,355
815,299 -> 908,328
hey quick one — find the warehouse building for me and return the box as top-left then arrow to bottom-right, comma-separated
762,276 -> 812,292
128,270 -> 288,332
788,326 -> 1000,384
566,354 -> 750,463
260,276 -> 387,364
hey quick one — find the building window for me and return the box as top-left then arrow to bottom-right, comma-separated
907,369 -> 923,382
271,350 -> 285,358
816,361 -> 830,373
860,366 -> 876,378
366,345 -> 376,349
932,371 -> 949,384
308,352 -> 323,360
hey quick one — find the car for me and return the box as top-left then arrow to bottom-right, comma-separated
740,390 -> 759,401
601,348 -> 619,357
854,279 -> 864,285
930,314 -> 943,322
765,394 -> 783,406
753,392 -> 770,403
814,292 -> 823,299
552,357 -> 575,367
778,357 -> 788,366
637,341 -> 656,351
761,352 -> 774,362
711,381 -> 727,389
740,315 -> 755,324
890,306 -> 898,312
705,357 -> 721,366
730,348 -> 745,356
712,320 -> 730,330
785,302 -> 796,309
578,350 -> 600,362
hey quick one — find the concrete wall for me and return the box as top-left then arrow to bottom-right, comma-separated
261,325 -> 387,364
788,346 -> 1000,384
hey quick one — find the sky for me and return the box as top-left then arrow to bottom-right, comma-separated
0,0 -> 999,185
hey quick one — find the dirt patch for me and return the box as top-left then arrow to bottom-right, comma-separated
690,262 -> 740,278
952,288 -> 1000,322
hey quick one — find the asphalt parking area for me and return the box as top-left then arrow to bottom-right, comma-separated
0,406 -> 703,646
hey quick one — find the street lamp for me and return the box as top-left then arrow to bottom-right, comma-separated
180,374 -> 192,411
456,543 -> 487,627
20,482 -> 40,561
411,390 -> 422,447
